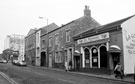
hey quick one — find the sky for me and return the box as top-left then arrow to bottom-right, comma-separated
0,0 -> 135,53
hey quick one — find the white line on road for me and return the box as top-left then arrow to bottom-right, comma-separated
58,78 -> 75,84
0,72 -> 18,84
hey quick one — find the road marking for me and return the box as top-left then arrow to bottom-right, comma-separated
58,78 -> 75,84
0,72 -> 18,84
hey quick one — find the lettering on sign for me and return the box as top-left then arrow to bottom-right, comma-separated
77,32 -> 109,44
125,33 -> 135,55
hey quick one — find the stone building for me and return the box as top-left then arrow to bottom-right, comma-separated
25,28 -> 37,65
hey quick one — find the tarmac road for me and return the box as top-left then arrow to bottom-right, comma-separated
0,63 -> 132,84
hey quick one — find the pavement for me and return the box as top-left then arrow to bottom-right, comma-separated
31,66 -> 135,84
0,71 -> 18,84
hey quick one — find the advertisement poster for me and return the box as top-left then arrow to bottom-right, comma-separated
122,16 -> 135,74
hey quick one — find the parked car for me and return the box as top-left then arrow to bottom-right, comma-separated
0,59 -> 7,63
12,60 -> 27,66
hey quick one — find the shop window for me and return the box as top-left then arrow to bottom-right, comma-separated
84,48 -> 90,68
91,47 -> 98,67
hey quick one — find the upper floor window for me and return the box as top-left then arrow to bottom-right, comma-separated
55,34 -> 59,45
66,30 -> 70,42
42,39 -> 45,49
49,37 -> 52,48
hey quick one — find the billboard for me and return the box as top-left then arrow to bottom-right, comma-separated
122,16 -> 135,74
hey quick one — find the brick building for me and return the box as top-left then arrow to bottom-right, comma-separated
73,15 -> 135,75
40,5 -> 100,69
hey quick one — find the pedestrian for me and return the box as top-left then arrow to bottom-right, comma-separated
69,60 -> 72,71
114,62 -> 123,79
65,61 -> 68,72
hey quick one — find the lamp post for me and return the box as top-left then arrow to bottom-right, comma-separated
38,17 -> 48,25
38,16 -> 49,67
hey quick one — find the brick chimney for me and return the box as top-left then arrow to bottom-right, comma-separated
84,5 -> 91,17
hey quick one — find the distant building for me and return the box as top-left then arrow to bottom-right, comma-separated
4,34 -> 25,61
25,24 -> 58,66
25,28 -> 37,65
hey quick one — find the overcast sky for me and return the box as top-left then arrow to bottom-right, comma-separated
0,0 -> 135,53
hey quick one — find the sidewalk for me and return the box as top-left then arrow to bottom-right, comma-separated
31,66 -> 134,84
0,72 -> 11,84
0,71 -> 18,84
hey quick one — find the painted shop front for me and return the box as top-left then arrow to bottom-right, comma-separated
74,32 -> 112,74
74,29 -> 124,74
73,15 -> 135,75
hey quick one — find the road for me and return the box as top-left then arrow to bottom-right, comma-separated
0,63 -> 132,84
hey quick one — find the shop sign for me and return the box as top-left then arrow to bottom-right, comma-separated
77,32 -> 109,44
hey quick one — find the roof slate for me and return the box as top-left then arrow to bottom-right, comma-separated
74,15 -> 135,40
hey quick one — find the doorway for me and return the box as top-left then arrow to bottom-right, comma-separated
100,46 -> 107,68
40,52 -> 46,66
112,53 -> 120,68
74,56 -> 81,70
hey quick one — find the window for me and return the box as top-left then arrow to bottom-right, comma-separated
55,52 -> 62,63
66,30 -> 70,42
42,39 -> 45,48
49,37 -> 52,47
55,52 -> 59,63
55,34 -> 59,45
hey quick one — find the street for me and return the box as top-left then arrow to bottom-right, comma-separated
0,63 -> 132,84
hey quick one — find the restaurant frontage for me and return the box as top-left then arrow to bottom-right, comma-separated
73,15 -> 135,75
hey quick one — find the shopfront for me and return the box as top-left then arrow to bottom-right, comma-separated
73,15 -> 135,75
77,32 -> 110,69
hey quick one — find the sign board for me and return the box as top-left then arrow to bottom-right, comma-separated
122,16 -> 135,74
77,32 -> 109,44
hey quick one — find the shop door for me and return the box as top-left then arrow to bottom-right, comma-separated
74,56 -> 81,70
112,53 -> 120,68
91,47 -> 98,67
100,46 -> 107,68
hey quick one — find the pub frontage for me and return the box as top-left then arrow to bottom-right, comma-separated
73,15 -> 135,75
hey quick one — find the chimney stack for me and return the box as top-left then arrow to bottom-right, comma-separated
84,5 -> 91,17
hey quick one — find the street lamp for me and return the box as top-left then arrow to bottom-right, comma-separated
38,16 -> 49,67
38,17 -> 48,25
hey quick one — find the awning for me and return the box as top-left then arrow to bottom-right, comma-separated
74,50 -> 81,56
109,45 -> 121,53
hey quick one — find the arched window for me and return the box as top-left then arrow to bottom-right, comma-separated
91,47 -> 98,67
99,46 -> 107,68
84,48 -> 90,68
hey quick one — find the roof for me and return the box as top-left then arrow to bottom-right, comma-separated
41,23 -> 59,36
27,28 -> 37,36
74,15 -> 135,40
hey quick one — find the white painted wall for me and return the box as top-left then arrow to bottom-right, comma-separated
122,16 -> 135,74
35,30 -> 41,66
